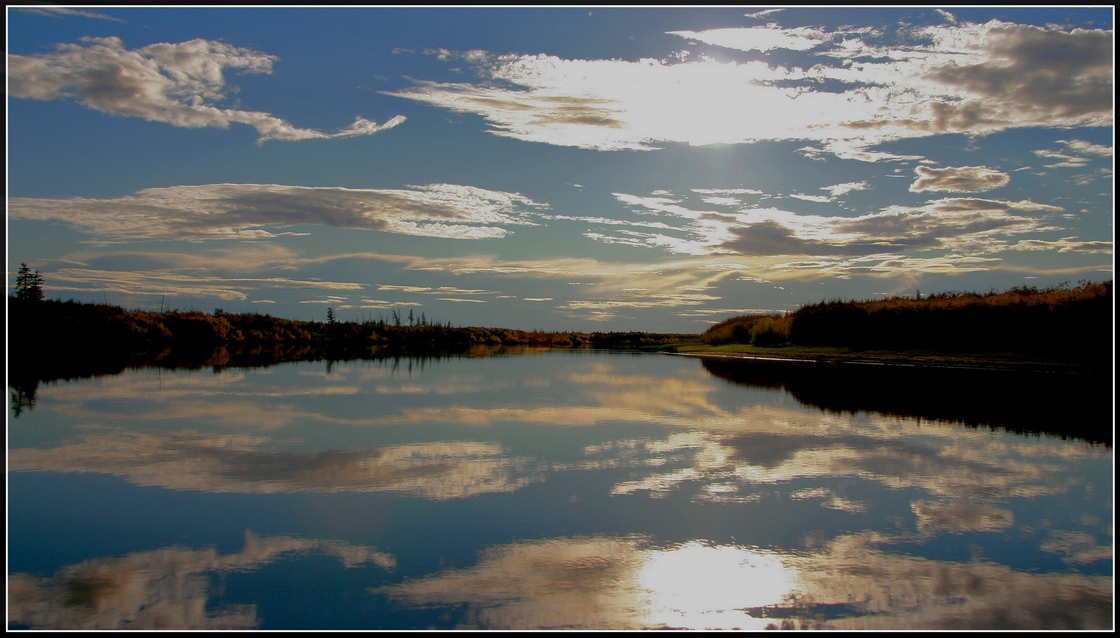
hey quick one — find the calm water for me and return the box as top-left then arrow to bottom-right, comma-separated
7,351 -> 1113,630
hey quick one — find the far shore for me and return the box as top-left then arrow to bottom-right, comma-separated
667,343 -> 1109,374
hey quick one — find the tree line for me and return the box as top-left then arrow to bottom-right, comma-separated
703,280 -> 1112,365
9,263 -> 1111,375
6,264 -> 696,395
9,297 -> 693,352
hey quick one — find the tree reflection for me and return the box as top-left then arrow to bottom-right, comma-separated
9,379 -> 38,417
700,357 -> 1112,445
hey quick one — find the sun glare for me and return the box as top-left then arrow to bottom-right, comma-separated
636,541 -> 799,630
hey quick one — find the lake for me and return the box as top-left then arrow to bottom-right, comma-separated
7,350 -> 1113,630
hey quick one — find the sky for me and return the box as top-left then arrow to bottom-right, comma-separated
6,6 -> 1114,332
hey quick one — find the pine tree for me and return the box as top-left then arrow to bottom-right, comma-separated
14,263 -> 44,302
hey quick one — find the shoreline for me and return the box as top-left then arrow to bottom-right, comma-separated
666,345 -> 1110,375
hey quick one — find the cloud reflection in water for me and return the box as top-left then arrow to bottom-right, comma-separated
8,433 -> 542,499
8,531 -> 394,630
8,354 -> 1111,629
373,533 -> 1111,630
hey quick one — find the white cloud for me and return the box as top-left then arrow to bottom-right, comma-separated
369,529 -> 1112,630
1034,139 -> 1114,168
8,36 -> 405,143
691,188 -> 764,196
934,9 -> 958,24
614,193 -> 713,220
698,196 -> 743,207
744,9 -> 784,20
1060,139 -> 1112,157
823,198 -> 1062,254
338,250 -> 1043,312
803,142 -> 926,164
8,183 -> 548,241
1000,238 -> 1113,254
1033,149 -> 1089,168
790,193 -> 833,203
377,284 -> 500,296
667,26 -> 830,53
385,20 -> 1111,159
599,191 -> 1063,259
9,431 -> 540,499
909,166 -> 1011,193
17,7 -> 125,22
821,181 -> 869,197
8,532 -> 392,630
45,264 -> 366,303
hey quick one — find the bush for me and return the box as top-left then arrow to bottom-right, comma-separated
703,314 -> 791,346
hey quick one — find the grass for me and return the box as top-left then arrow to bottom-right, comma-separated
671,342 -> 1106,372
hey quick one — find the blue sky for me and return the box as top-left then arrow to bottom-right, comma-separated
7,6 -> 1114,332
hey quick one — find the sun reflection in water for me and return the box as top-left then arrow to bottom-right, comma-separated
636,541 -> 798,630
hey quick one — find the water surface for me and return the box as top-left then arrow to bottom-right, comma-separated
7,351 -> 1112,629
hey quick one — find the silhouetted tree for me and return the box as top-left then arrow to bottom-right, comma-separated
14,262 -> 44,302
9,381 -> 38,418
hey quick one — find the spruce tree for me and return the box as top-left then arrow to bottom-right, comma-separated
14,263 -> 44,302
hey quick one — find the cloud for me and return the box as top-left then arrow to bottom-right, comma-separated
1034,139 -> 1114,168
385,20 -> 1111,158
23,245 -> 382,307
29,356 -> 1107,514
559,291 -> 721,312
924,22 -> 1113,124
600,190 -> 1059,258
1038,530 -> 1113,566
1060,139 -> 1112,157
821,181 -> 869,197
8,183 -> 548,241
1033,149 -> 1090,168
744,9 -> 784,20
911,501 -> 1013,533
667,26 -> 830,53
371,530 -> 1111,630
55,236 -> 1088,324
1000,238 -> 1113,254
909,166 -> 1011,193
799,142 -> 927,164
789,193 -> 833,203
692,188 -> 764,196
9,431 -> 543,499
372,535 -> 668,629
825,198 -> 1061,253
16,356 -> 1108,630
8,36 -> 405,143
45,267 -> 366,302
17,7 -> 125,22
377,284 -> 499,296
934,9 -> 957,24
8,531 -> 394,630
377,211 -> 1044,288
720,220 -> 872,256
